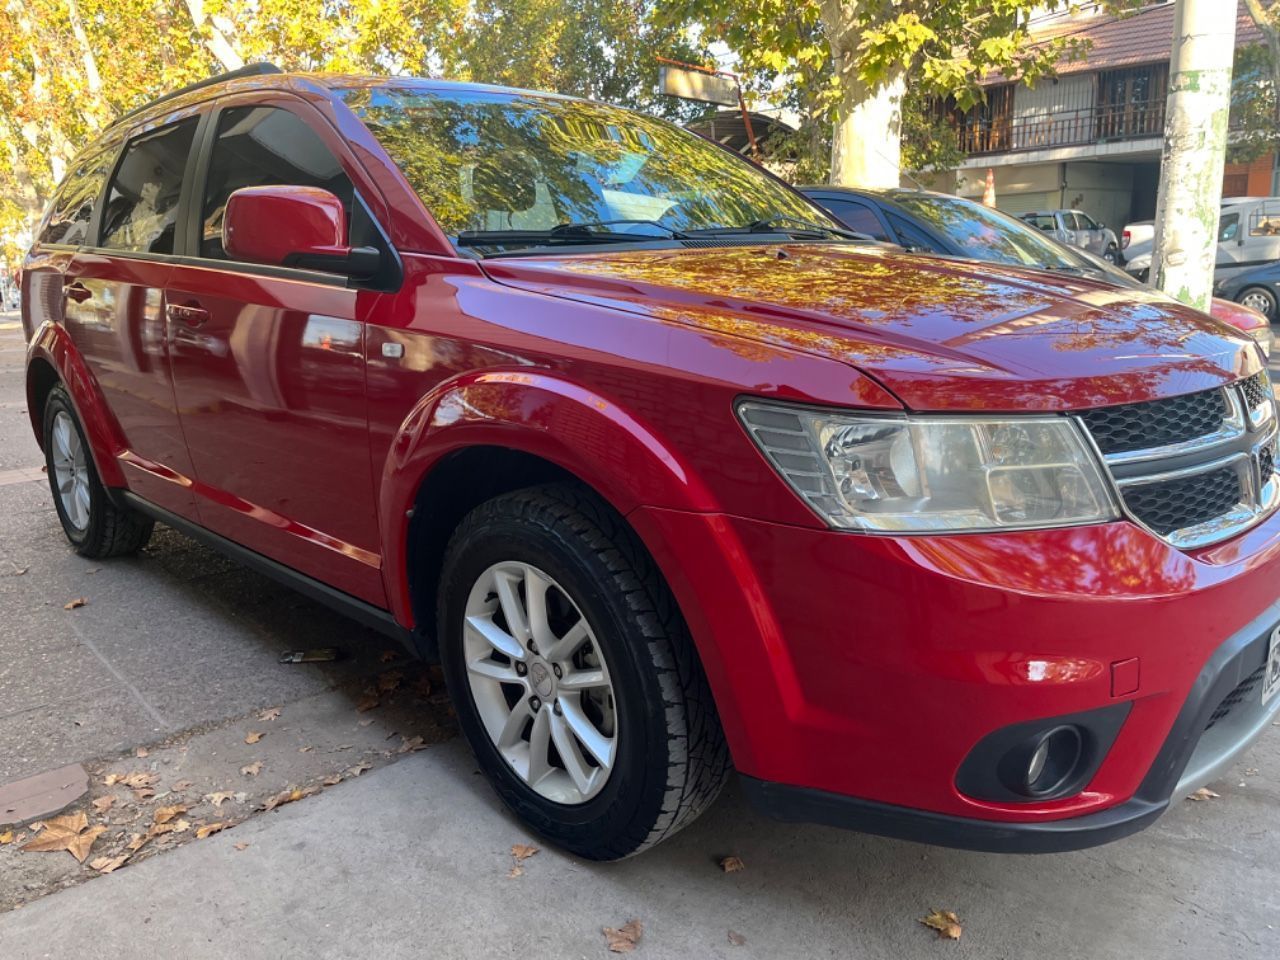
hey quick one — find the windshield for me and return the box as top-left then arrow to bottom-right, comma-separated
337,83 -> 838,250
892,195 -> 1089,269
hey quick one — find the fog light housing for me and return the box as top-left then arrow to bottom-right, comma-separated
956,705 -> 1129,804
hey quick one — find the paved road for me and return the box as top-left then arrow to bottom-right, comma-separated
2,311 -> 1280,957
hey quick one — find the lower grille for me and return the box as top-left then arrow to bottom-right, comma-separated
1122,467 -> 1241,536
1205,664 -> 1267,731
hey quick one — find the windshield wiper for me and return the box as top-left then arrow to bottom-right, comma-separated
686,216 -> 867,241
455,222 -> 683,249
550,219 -> 689,239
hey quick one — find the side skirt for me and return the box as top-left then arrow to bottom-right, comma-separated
120,491 -> 431,658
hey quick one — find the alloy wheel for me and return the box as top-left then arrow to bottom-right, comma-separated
51,410 -> 91,531
1240,289 -> 1276,319
462,560 -> 618,804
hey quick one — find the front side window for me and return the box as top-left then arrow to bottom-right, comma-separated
1219,212 -> 1240,242
40,147 -> 114,247
200,106 -> 368,260
1076,212 -> 1099,230
337,84 -> 836,249
100,119 -> 198,255
818,199 -> 889,240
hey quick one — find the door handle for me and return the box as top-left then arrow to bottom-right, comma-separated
64,282 -> 92,304
167,303 -> 210,327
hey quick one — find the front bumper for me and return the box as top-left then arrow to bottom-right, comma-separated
630,506 -> 1280,850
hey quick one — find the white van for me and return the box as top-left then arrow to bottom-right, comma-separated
1122,196 -> 1280,282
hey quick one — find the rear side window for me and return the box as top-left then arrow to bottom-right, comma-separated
100,119 -> 198,255
1249,201 -> 1280,237
200,106 -> 370,260
815,198 -> 889,241
39,148 -> 114,247
1024,214 -> 1055,232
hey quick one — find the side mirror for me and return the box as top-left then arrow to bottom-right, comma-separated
223,185 -> 380,278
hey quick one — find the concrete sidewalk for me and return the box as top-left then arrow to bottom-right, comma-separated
2,740 -> 1277,960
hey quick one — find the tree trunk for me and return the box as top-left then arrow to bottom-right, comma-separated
1151,0 -> 1237,311
184,0 -> 245,71
829,68 -> 905,187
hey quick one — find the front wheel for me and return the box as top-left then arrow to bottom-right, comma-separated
1239,286 -> 1278,321
437,484 -> 730,860
42,384 -> 153,558
1103,243 -> 1118,263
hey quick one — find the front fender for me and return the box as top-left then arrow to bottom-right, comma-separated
378,369 -> 719,626
26,322 -> 127,487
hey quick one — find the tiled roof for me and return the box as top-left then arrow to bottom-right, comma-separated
985,1 -> 1265,83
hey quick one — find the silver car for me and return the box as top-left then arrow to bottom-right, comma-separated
1020,209 -> 1120,262
1123,197 -> 1280,283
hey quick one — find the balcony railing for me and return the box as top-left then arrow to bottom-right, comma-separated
958,97 -> 1168,156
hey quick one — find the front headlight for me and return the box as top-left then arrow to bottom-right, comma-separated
1248,325 -> 1274,358
738,401 -> 1120,533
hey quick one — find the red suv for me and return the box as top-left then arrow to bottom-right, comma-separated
23,64 -> 1280,860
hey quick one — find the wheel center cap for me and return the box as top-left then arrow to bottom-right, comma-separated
529,660 -> 555,699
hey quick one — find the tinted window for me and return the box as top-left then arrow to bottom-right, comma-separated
1219,212 -> 1240,242
885,213 -> 942,253
201,106 -> 367,260
100,120 -> 197,255
815,198 -> 889,240
1249,201 -> 1280,237
40,148 -> 114,247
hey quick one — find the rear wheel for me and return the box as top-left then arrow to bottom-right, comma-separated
42,385 -> 153,558
437,483 -> 730,860
1239,286 -> 1278,321
1103,243 -> 1118,263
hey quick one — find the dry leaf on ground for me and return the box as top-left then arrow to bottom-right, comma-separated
257,707 -> 281,722
357,718 -> 375,727
346,762 -> 372,778
125,833 -> 149,853
507,865 -> 524,879
244,731 -> 263,745
153,804 -> 188,825
322,773 -> 343,786
262,785 -> 320,811
234,842 -> 249,851
920,909 -> 963,940
398,736 -> 425,753
91,796 -> 115,814
603,919 -> 643,954
727,930 -> 747,946
512,843 -> 539,862
63,597 -> 87,610
0,830 -> 13,845
298,746 -> 314,754
172,780 -> 193,792
195,822 -> 228,839
240,761 -> 263,777
1189,787 -> 1221,801
377,671 -> 403,694
205,791 -> 236,808
719,855 -> 745,873
134,747 -> 149,759
89,854 -> 128,874
355,693 -> 381,713
20,812 -> 106,863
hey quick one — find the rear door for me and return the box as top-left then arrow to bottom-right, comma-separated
61,114 -> 204,518
164,96 -> 386,605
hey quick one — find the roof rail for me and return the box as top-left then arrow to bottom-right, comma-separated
108,62 -> 282,130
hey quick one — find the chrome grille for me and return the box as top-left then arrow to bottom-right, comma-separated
1077,372 -> 1279,548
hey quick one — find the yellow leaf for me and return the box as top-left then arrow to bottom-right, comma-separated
511,843 -> 539,863
603,919 -> 643,953
195,822 -> 228,839
153,804 -> 188,825
244,731 -> 263,745
0,830 -> 13,845
920,909 -> 963,940
63,597 -> 87,610
89,854 -> 128,874
205,791 -> 236,808
20,812 -> 106,864
91,796 -> 115,814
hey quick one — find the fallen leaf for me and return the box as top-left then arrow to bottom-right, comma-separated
603,920 -> 643,954
134,747 -> 149,759
257,707 -> 281,723
920,909 -> 962,941
20,812 -> 106,863
172,780 -> 193,792
507,865 -> 524,878
126,833 -> 149,852
0,830 -> 13,845
412,674 -> 434,697
234,842 -> 249,851
379,650 -> 397,663
91,796 -> 115,815
103,774 -> 123,786
262,785 -> 320,811
170,819 -> 192,834
63,597 -> 87,610
195,822 -> 228,839
727,930 -> 747,947
346,762 -> 372,778
120,772 -> 157,789
719,855 -> 745,874
1189,787 -> 1221,801
322,773 -> 343,786
398,736 -> 425,754
132,787 -> 156,802
244,731 -> 263,745
205,791 -> 236,808
240,761 -> 263,777
377,670 -> 403,694
298,746 -> 314,753
89,854 -> 128,874
355,693 -> 380,713
511,843 -> 539,862
153,804 -> 188,825
357,718 -> 375,727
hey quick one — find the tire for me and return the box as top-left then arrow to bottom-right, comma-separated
1103,243 -> 1118,263
42,384 -> 153,558
437,483 -> 730,860
1239,286 -> 1278,321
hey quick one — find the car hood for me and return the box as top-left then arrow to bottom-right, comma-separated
481,243 -> 1263,412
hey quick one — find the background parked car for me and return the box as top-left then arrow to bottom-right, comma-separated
1019,209 -> 1119,262
1215,260 -> 1280,320
803,187 -> 1274,357
1125,197 -> 1280,284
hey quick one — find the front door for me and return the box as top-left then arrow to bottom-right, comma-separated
165,100 -> 384,605
66,117 -> 202,518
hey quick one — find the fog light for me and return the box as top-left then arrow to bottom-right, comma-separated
1023,726 -> 1083,797
1026,739 -> 1049,785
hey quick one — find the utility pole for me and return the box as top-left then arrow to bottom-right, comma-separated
1150,0 -> 1238,311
